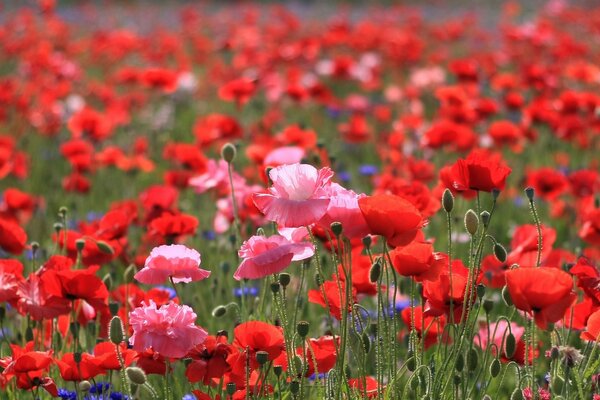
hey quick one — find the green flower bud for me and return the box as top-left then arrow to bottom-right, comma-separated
109,316 -> 125,345
455,353 -> 464,372
467,348 -> 478,371
369,261 -> 382,283
525,187 -> 535,202
494,243 -> 507,263
212,305 -> 227,318
126,367 -> 147,385
221,143 -> 237,163
296,321 -> 310,338
289,380 -> 300,395
490,358 -> 501,377
505,333 -> 516,359
480,210 -> 490,228
442,189 -> 454,213
476,284 -> 485,299
96,240 -> 114,255
464,209 -> 479,236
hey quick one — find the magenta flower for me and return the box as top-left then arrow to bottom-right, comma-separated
234,234 -> 315,280
135,244 -> 211,285
252,163 -> 333,228
129,301 -> 208,358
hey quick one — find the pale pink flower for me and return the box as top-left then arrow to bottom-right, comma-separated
318,183 -> 370,239
263,146 -> 305,167
214,183 -> 265,234
135,244 -> 210,285
129,301 -> 207,358
234,234 -> 314,280
253,163 -> 333,227
189,159 -> 244,195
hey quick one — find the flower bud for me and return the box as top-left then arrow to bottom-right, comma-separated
126,367 -> 147,385
505,333 -> 516,359
30,241 -> 40,253
58,206 -> 68,218
442,189 -> 454,213
455,353 -> 464,372
483,299 -> 494,314
490,358 -> 501,377
494,243 -> 507,263
212,305 -> 227,318
330,222 -> 343,237
270,282 -> 280,294
525,187 -> 535,201
221,143 -> 236,163
467,348 -> 478,371
96,240 -> 114,254
480,211 -> 490,228
289,380 -> 300,395
279,273 -> 291,288
476,284 -> 485,299
53,222 -> 63,234
369,261 -> 382,283
464,209 -> 479,236
79,381 -> 91,392
296,321 -> 310,338
109,316 -> 125,345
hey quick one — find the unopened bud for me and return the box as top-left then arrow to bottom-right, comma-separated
212,305 -> 227,318
490,358 -> 501,377
109,316 -> 125,344
494,243 -> 507,263
464,209 -> 479,235
126,367 -> 147,385
96,240 -> 114,255
369,261 -> 382,283
476,284 -> 485,299
297,321 -> 310,338
480,211 -> 490,228
525,187 -> 535,202
79,381 -> 91,392
505,333 -> 516,359
221,143 -> 236,163
442,189 -> 454,213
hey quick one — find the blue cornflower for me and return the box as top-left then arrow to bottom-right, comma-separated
58,388 -> 77,400
233,286 -> 259,297
358,165 -> 378,176
338,171 -> 351,183
202,230 -> 216,241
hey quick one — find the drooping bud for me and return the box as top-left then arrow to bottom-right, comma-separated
221,143 -> 236,163
464,209 -> 479,236
369,261 -> 382,283
96,240 -> 114,255
442,189 -> 454,213
505,333 -> 516,359
126,367 -> 147,385
212,305 -> 227,318
490,358 -> 501,377
494,243 -> 507,263
467,348 -> 478,371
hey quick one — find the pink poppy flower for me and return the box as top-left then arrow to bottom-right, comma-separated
318,183 -> 370,239
252,163 -> 333,228
263,146 -> 305,167
134,245 -> 211,285
234,235 -> 314,280
129,301 -> 208,358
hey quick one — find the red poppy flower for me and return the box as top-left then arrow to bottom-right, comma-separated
445,149 -> 512,193
56,352 -> 105,381
358,194 -> 424,247
93,342 -> 136,370
0,259 -> 23,303
505,267 -> 576,329
218,77 -> 256,107
348,376 -> 379,399
338,249 -> 378,295
580,209 -> 600,246
389,241 -> 445,282
526,167 -> 569,200
40,265 -> 109,311
67,108 -> 113,141
185,334 -> 233,385
423,259 -> 471,322
0,217 -> 27,254
570,257 -> 600,305
400,306 -> 448,349
308,278 -> 357,320
581,309 -> 600,342
297,335 -> 338,377
148,212 -> 199,241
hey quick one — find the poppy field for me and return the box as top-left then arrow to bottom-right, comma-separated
2,1 -> 600,399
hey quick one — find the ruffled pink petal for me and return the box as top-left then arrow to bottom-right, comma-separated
253,194 -> 330,227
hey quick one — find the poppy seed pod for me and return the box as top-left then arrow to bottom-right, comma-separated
525,187 -> 535,201
442,189 -> 454,213
279,273 -> 291,288
296,321 -> 310,338
221,142 -> 236,163
256,350 -> 269,366
226,383 -> 236,395
464,209 -> 479,235
330,221 -> 343,236
75,238 -> 85,252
